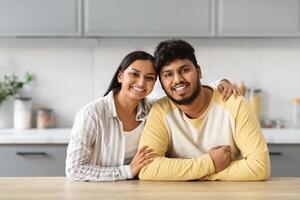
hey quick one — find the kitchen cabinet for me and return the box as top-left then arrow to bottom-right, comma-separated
1,0 -> 300,38
0,0 -> 81,36
83,0 -> 215,37
217,0 -> 300,37
268,144 -> 300,177
0,144 -> 67,176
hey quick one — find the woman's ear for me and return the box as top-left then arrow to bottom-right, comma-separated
197,64 -> 202,79
117,70 -> 123,83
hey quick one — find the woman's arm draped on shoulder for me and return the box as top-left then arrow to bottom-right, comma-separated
138,103 -> 215,181
65,108 -> 133,181
209,79 -> 224,88
209,79 -> 241,101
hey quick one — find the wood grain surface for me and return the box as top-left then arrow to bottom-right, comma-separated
0,177 -> 299,200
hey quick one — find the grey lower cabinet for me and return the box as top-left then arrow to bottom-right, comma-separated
268,144 -> 300,177
0,144 -> 67,177
0,0 -> 81,36
217,0 -> 300,37
84,0 -> 215,37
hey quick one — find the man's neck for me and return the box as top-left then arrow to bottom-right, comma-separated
177,86 -> 213,119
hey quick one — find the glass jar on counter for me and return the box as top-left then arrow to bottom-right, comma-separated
36,108 -> 53,129
291,98 -> 300,129
248,88 -> 262,121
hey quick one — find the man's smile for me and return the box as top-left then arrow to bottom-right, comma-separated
172,83 -> 189,95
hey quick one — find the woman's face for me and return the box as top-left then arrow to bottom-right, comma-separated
118,59 -> 157,101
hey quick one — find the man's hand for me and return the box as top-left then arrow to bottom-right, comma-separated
130,146 -> 155,177
208,145 -> 231,173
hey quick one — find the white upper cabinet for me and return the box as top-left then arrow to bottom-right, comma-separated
217,0 -> 300,37
83,0 -> 215,37
0,0 -> 81,36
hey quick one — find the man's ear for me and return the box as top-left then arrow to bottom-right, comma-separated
117,70 -> 123,83
196,64 -> 202,79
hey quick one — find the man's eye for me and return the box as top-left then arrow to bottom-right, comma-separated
182,68 -> 190,73
163,73 -> 173,78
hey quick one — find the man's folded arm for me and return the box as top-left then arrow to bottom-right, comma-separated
138,103 -> 215,181
204,98 -> 270,181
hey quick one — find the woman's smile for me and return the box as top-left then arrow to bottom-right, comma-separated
131,85 -> 146,95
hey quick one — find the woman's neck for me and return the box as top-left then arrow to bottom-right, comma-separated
114,91 -> 140,116
114,90 -> 142,131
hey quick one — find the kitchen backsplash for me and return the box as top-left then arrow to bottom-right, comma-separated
1,38 -> 300,127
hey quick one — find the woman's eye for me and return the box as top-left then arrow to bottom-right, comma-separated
146,76 -> 155,81
130,72 -> 139,77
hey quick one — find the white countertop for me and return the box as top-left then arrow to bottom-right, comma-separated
0,128 -> 70,144
262,128 -> 300,144
0,128 -> 300,144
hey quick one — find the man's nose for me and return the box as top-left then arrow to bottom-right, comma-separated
173,72 -> 183,84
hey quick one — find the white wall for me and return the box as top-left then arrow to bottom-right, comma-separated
1,38 -> 299,128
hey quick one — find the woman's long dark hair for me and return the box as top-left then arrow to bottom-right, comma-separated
103,51 -> 155,96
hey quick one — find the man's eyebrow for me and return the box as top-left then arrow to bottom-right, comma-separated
179,64 -> 191,69
161,64 -> 191,73
161,69 -> 172,74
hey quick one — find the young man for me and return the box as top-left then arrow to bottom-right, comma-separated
138,40 -> 270,181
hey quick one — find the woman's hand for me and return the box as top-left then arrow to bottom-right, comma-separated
217,79 -> 241,101
130,146 -> 155,177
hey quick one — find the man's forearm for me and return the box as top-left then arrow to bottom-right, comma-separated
139,154 -> 215,181
203,150 -> 270,181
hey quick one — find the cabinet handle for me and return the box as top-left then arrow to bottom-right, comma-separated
269,152 -> 282,156
16,152 -> 48,156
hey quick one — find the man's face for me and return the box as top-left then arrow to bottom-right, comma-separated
159,59 -> 202,105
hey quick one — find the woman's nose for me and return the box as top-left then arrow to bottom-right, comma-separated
137,77 -> 146,87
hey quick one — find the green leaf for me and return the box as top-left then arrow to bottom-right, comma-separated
0,72 -> 33,105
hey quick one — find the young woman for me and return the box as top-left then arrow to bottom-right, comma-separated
65,51 -> 240,181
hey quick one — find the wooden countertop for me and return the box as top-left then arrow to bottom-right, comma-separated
0,177 -> 299,200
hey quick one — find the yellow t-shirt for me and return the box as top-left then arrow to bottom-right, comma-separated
138,86 -> 270,181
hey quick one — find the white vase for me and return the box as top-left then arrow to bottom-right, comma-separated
13,97 -> 32,130
0,99 -> 14,129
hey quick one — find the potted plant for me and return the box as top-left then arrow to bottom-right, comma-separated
0,72 -> 33,128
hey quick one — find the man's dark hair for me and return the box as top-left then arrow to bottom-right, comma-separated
154,39 -> 198,75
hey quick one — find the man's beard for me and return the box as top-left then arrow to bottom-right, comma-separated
162,80 -> 201,105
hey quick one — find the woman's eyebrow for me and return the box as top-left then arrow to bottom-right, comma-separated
130,68 -> 140,72
131,68 -> 156,76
